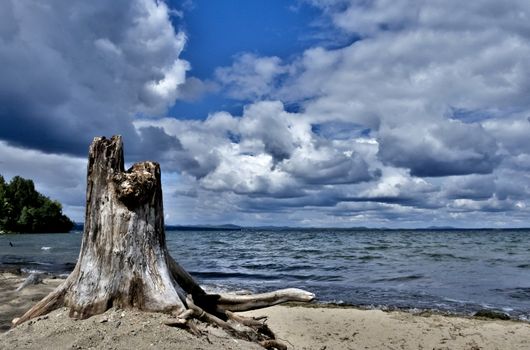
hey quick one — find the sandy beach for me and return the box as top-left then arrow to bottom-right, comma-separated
1,272 -> 529,350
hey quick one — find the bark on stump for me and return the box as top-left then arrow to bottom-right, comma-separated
13,135 -> 314,349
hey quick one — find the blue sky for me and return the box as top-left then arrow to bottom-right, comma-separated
168,0 -> 330,118
1,0 -> 530,228
177,0 -> 321,77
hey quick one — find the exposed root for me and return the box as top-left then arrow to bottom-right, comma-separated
260,340 -> 288,350
226,311 -> 266,327
164,318 -> 189,328
187,319 -> 203,337
176,294 -> 292,349
12,279 -> 71,326
16,273 -> 43,292
187,296 -> 225,326
226,311 -> 276,339
164,309 -> 195,327
177,309 -> 195,320
167,256 -> 205,296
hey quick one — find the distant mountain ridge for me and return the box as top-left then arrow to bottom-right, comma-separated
69,223 -> 530,232
166,224 -> 242,231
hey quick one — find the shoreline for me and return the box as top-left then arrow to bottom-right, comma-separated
2,272 -> 530,349
1,269 -> 525,323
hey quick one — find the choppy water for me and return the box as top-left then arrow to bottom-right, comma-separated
1,229 -> 529,320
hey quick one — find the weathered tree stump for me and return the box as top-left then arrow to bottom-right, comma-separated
13,135 -> 314,349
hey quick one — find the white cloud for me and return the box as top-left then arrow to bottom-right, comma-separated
135,100 -> 378,200
215,53 -> 288,100
94,38 -> 123,56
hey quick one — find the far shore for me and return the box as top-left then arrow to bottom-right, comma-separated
1,271 -> 529,349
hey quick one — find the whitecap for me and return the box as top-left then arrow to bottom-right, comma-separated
41,246 -> 51,251
21,268 -> 46,274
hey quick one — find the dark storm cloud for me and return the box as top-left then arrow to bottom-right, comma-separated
282,152 -> 379,185
238,193 -> 340,213
337,192 -> 445,210
443,175 -> 496,200
0,0 -> 188,156
133,126 -> 214,178
340,196 -> 419,206
377,122 -> 500,177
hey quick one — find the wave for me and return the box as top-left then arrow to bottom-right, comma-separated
516,263 -> 530,269
423,253 -> 471,261
372,274 -> 424,283
494,287 -> 530,300
365,245 -> 390,251
239,263 -> 314,272
190,270 -> 343,282
190,270 -> 288,282
358,255 -> 380,261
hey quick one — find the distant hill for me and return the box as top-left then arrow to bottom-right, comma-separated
68,223 -> 530,233
166,224 -> 242,231
425,226 -> 458,230
71,224 -> 243,232
0,174 -> 73,233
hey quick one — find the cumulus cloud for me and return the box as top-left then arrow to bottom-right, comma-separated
0,0 -> 188,155
136,100 -> 379,200
377,120 -> 500,177
175,77 -> 219,102
443,175 -> 496,201
215,53 -> 288,100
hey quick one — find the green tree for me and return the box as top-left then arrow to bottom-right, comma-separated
0,174 -> 73,233
0,175 -> 5,197
0,175 -> 7,228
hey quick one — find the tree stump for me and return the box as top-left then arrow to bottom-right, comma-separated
13,135 -> 314,349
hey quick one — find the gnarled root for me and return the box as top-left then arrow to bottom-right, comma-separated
12,277 -> 73,327
163,288 -> 314,349
167,258 -> 311,348
260,340 -> 288,350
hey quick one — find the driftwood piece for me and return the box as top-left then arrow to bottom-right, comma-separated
13,135 -> 314,349
16,273 -> 43,292
218,288 -> 315,312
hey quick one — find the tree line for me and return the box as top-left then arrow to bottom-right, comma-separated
0,174 -> 73,233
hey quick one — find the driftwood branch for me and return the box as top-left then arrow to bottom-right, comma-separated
217,288 -> 315,312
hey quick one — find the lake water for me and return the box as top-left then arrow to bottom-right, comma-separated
1,229 -> 529,320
